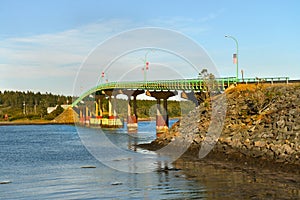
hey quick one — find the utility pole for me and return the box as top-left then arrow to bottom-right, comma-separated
34,99 -> 37,114
142,49 -> 154,83
23,101 -> 26,115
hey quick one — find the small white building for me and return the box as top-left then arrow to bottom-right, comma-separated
47,105 -> 70,114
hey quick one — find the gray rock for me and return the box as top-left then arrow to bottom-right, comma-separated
276,118 -> 285,128
111,182 -> 123,185
293,125 -> 300,131
254,141 -> 266,148
0,180 -> 11,184
81,165 -> 96,168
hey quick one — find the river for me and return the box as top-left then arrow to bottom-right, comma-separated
0,121 -> 299,199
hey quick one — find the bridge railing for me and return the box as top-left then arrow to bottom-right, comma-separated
72,77 -> 239,106
240,77 -> 289,84
72,77 -> 236,106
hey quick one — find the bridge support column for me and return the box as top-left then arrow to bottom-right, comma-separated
113,94 -> 118,119
95,94 -> 105,118
103,90 -> 123,128
104,90 -> 118,119
133,95 -> 138,119
92,93 -> 105,127
95,101 -> 99,117
146,91 -> 177,136
163,98 -> 169,127
85,106 -> 90,126
108,95 -> 113,118
79,108 -> 84,124
155,98 -> 167,135
122,90 -> 144,131
127,98 -> 137,131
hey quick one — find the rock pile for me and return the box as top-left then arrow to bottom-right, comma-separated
156,83 -> 300,167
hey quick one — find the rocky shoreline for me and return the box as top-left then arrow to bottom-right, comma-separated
140,83 -> 300,175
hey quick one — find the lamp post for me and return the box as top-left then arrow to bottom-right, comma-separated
225,35 -> 239,83
23,101 -> 26,115
142,49 -> 154,83
101,71 -> 105,83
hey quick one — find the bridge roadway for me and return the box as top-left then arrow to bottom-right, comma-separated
72,76 -> 289,134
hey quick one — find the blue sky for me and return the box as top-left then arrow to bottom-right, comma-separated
0,0 -> 299,95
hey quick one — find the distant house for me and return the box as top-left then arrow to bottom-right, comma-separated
47,105 -> 70,114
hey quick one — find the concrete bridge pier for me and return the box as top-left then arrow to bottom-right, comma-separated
91,93 -> 105,126
104,90 -> 123,128
108,95 -> 113,118
79,107 -> 84,124
146,91 -> 177,135
113,94 -> 118,119
122,90 -> 144,132
95,93 -> 105,119
103,90 -> 117,119
84,106 -> 91,126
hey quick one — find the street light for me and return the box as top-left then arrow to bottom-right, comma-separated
142,49 -> 154,83
225,35 -> 239,83
101,71 -> 105,83
23,101 -> 26,115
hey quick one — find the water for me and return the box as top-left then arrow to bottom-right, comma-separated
0,121 -> 205,199
0,121 -> 299,199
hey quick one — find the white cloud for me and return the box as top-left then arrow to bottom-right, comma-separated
147,9 -> 223,36
0,19 -> 138,94
0,15 -> 220,94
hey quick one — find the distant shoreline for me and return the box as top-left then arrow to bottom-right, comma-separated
0,117 -> 180,126
0,121 -> 74,126
132,117 -> 180,122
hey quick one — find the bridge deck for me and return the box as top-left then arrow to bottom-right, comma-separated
72,76 -> 289,107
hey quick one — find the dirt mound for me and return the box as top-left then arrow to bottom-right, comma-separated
52,107 -> 78,124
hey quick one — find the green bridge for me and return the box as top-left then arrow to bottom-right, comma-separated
72,76 -> 289,133
71,77 -> 240,107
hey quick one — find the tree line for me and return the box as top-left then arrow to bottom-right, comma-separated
0,90 -> 196,121
82,98 -> 195,119
0,90 -> 72,121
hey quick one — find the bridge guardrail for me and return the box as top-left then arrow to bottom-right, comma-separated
72,76 -> 288,107
240,77 -> 289,84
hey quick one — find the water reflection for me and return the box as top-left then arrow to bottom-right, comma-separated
173,158 -> 300,199
127,132 -> 138,151
2,124 -> 299,199
102,121 -> 300,199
